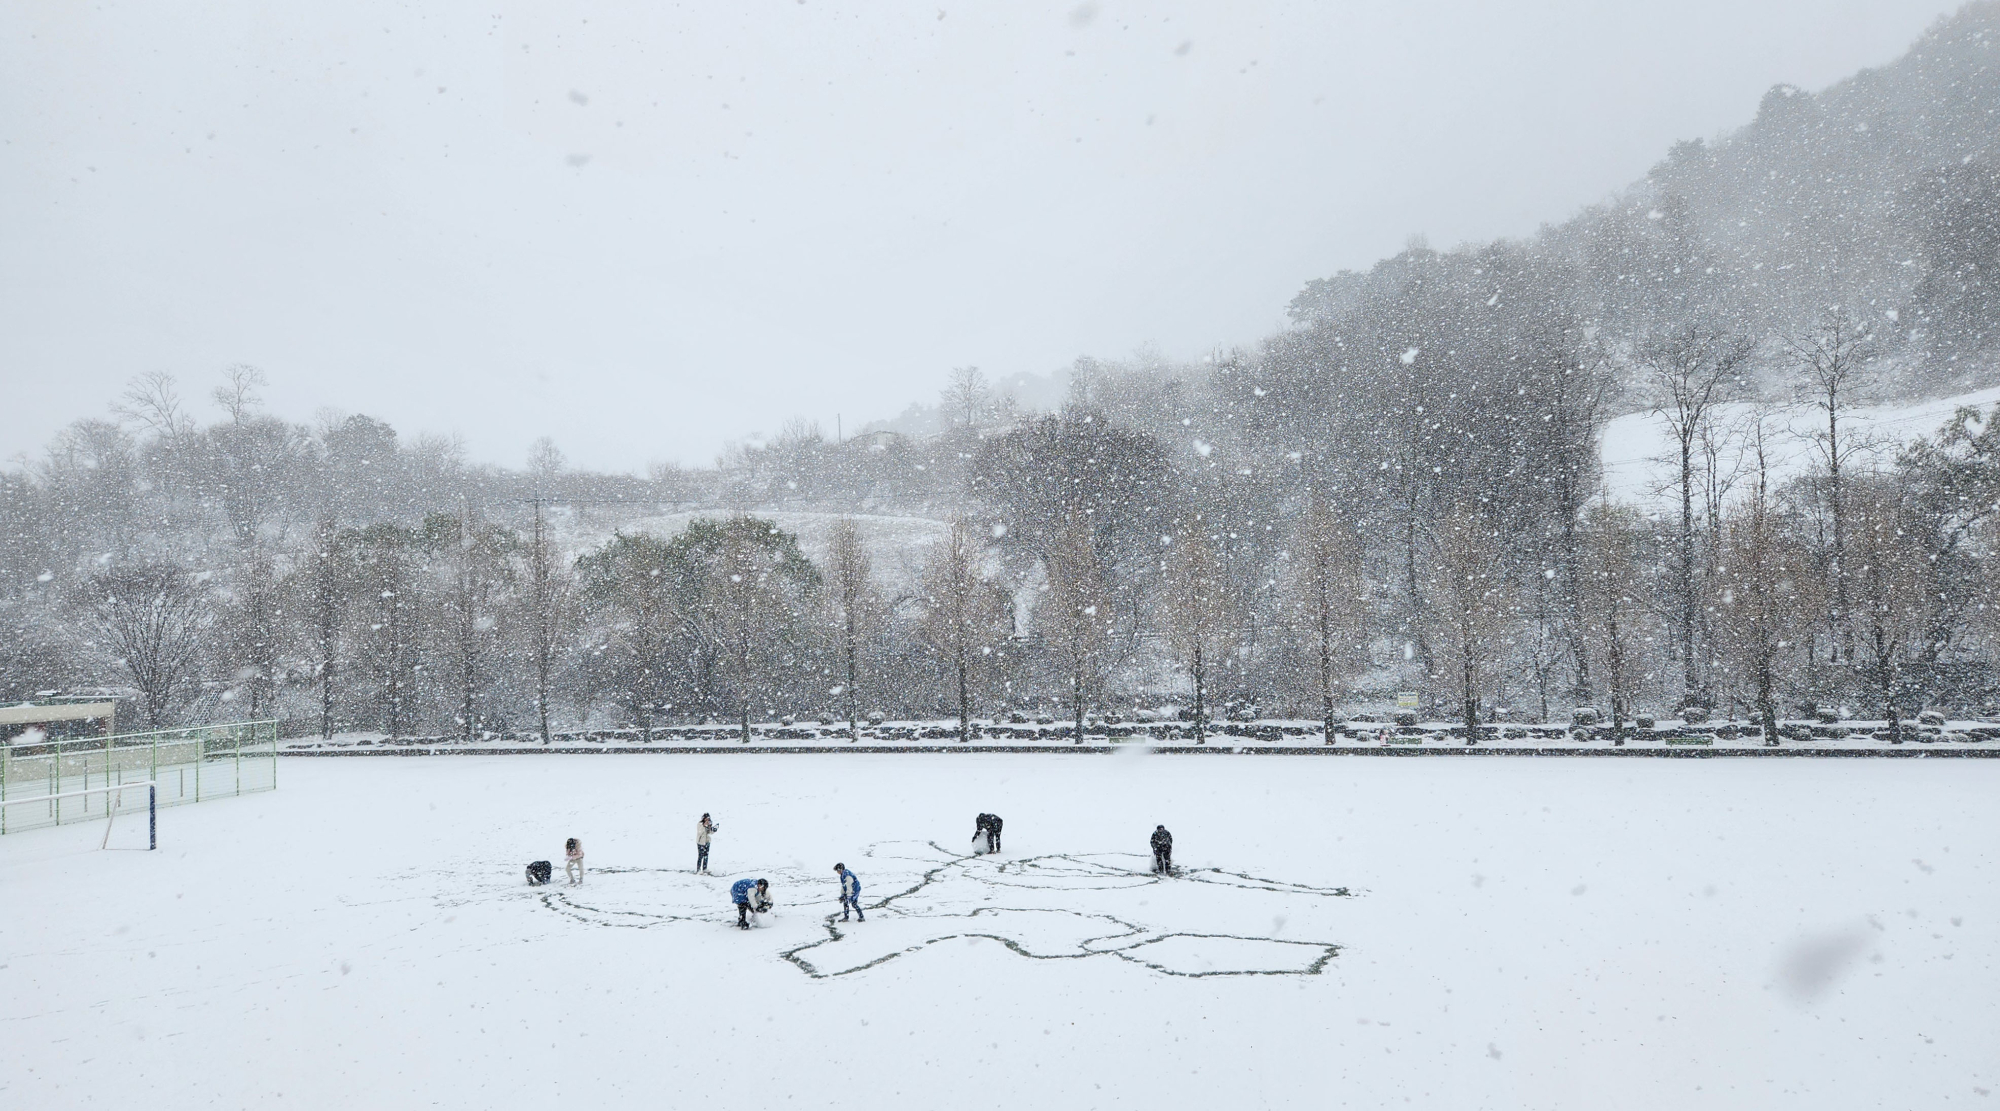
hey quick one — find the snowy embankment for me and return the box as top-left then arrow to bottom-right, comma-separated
280,716 -> 2000,756
1,755 -> 1991,1108
562,509 -> 951,593
1600,384 -> 2000,505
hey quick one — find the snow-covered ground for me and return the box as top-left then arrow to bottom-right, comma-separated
3,755 -> 1993,1109
1601,385 -> 2000,506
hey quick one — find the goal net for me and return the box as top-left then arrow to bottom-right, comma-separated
0,779 -> 157,849
0,720 -> 277,839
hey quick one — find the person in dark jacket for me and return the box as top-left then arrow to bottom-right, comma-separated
972,813 -> 1004,854
1150,825 -> 1173,874
834,863 -> 864,922
731,877 -> 771,929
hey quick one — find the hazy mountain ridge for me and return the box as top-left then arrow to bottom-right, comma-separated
1286,2 -> 1998,380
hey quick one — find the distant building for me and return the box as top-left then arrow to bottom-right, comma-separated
0,700 -> 117,744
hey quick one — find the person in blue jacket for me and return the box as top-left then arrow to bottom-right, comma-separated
731,877 -> 771,929
834,863 -> 864,922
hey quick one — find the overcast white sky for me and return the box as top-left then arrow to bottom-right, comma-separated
0,0 -> 1964,473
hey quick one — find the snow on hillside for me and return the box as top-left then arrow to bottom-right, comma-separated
1601,385 -> 2000,507
629,511 -> 951,594
552,509 -> 952,594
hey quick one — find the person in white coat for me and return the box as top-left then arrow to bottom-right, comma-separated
695,813 -> 718,874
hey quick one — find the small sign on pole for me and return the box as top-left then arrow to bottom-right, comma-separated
1396,692 -> 1420,711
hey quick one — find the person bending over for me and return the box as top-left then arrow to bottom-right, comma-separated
565,837 -> 586,885
731,877 -> 772,929
1150,825 -> 1174,874
972,813 -> 1004,854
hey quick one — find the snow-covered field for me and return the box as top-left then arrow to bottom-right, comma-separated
3,754 -> 1993,1109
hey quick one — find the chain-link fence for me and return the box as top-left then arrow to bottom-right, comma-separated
0,720 -> 278,835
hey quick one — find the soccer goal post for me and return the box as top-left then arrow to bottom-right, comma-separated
0,779 -> 156,849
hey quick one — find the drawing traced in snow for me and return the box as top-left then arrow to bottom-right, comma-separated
535,842 -> 1352,978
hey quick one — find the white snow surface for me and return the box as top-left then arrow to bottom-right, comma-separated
1602,385 -> 2000,507
2,754 -> 1994,1108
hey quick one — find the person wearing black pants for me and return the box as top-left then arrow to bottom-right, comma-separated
695,813 -> 717,874
1150,825 -> 1173,874
973,813 -> 1003,854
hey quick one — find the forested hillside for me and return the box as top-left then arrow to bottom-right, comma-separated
6,5 -> 2000,742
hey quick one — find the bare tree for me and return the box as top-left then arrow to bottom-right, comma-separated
301,517 -> 349,740
115,371 -> 202,533
1580,501 -> 1643,735
523,498 -> 573,744
1287,489 -> 1366,742
823,518 -> 879,741
1422,505 -> 1511,742
83,564 -> 216,729
212,365 -> 267,425
224,549 -> 286,718
920,519 -> 1005,742
1848,481 -> 1927,742
527,437 -> 566,489
1041,512 -> 1112,744
941,366 -> 991,429
350,524 -> 421,736
1786,306 -> 1878,663
1518,324 -> 1614,704
114,371 -> 196,441
1162,521 -> 1235,743
1642,323 -> 1753,709
523,440 -> 571,742
1712,424 -> 1819,744
430,509 -> 513,743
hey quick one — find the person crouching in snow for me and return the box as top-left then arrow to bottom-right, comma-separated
834,863 -> 864,922
731,877 -> 772,929
565,837 -> 586,885
1150,825 -> 1173,874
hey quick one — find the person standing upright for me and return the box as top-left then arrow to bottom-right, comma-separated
565,837 -> 586,885
1150,825 -> 1174,874
834,863 -> 864,922
695,813 -> 718,874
